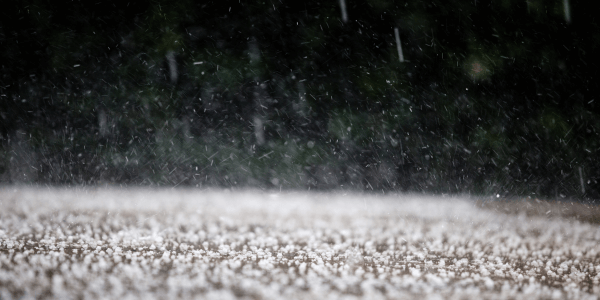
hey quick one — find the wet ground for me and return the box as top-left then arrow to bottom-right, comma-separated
1,187 -> 599,299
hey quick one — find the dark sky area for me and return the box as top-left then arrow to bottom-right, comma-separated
1,0 -> 599,201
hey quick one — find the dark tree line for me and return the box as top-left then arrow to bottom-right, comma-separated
1,0 -> 599,200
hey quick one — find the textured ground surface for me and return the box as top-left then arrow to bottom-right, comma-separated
1,187 -> 599,299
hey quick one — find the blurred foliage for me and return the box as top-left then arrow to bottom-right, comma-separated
1,0 -> 599,200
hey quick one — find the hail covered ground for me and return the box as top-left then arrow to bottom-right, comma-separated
0,187 -> 599,299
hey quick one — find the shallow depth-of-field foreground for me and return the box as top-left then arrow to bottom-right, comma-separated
1,188 -> 599,299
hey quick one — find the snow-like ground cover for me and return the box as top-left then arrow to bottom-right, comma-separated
1,188 -> 599,300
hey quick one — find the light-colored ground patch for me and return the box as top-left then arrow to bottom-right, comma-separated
0,187 -> 599,299
476,197 -> 600,225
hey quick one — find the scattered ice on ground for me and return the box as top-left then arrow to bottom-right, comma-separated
0,187 -> 599,299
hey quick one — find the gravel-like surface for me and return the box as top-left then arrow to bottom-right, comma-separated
1,187 -> 599,299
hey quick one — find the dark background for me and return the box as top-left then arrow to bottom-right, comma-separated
1,0 -> 599,200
